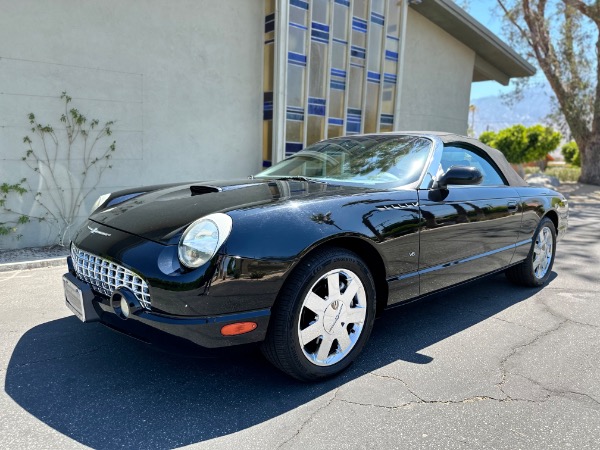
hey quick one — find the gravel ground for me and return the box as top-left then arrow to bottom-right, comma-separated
0,245 -> 69,264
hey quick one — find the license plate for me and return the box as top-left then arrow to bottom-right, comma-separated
64,275 -> 86,321
63,273 -> 100,322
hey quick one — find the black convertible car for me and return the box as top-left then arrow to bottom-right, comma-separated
63,132 -> 568,380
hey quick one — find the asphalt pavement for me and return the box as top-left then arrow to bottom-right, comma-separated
1,191 -> 599,449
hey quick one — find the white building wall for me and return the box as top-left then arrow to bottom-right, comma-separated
398,9 -> 475,134
0,0 -> 263,248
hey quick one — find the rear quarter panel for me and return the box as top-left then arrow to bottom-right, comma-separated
511,186 -> 568,263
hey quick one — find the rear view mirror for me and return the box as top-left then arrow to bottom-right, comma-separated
433,165 -> 483,190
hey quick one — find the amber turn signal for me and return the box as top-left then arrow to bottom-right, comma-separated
221,322 -> 258,336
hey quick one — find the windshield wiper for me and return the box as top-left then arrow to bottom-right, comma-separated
266,176 -> 327,184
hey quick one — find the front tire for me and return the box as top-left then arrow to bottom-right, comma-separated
506,217 -> 556,287
262,248 -> 376,381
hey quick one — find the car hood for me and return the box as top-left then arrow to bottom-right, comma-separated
89,178 -> 366,245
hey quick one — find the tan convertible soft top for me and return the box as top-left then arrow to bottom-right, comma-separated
439,134 -> 528,187
419,131 -> 529,187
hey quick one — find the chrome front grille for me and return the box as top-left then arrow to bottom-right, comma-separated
71,244 -> 151,310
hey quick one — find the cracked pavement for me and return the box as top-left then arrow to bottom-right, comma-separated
1,195 -> 599,449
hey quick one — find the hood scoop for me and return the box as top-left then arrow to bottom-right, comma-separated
190,185 -> 221,196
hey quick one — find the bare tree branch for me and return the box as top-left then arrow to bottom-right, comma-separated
563,0 -> 600,22
496,0 -> 535,47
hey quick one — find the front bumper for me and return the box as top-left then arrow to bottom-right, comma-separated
63,270 -> 271,350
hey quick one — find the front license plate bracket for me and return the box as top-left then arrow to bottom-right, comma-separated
63,273 -> 100,323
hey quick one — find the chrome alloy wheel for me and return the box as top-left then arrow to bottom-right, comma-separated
297,269 -> 367,366
533,226 -> 553,279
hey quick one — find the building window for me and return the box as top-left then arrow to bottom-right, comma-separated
263,0 -> 276,167
263,0 -> 403,166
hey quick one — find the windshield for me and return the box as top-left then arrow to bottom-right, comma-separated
256,135 -> 432,187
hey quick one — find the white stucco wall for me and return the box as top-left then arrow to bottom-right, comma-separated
0,0 -> 263,248
398,8 -> 475,134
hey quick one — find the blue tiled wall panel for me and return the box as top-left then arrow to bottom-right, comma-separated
380,114 -> 394,125
330,80 -> 346,90
370,12 -> 385,26
383,73 -> 397,84
290,0 -> 309,10
265,13 -> 275,33
288,52 -> 308,66
367,71 -> 381,83
352,17 -> 368,33
286,142 -> 304,153
385,50 -> 399,61
308,97 -> 326,116
350,45 -> 366,59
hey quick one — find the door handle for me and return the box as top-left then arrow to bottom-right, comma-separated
507,201 -> 518,213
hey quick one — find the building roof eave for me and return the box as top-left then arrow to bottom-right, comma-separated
409,0 -> 536,83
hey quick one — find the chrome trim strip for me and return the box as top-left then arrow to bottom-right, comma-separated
376,202 -> 419,211
387,238 -> 533,283
515,238 -> 533,247
418,135 -> 444,190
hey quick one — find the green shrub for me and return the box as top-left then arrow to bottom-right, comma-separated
544,166 -> 581,182
561,141 -> 580,167
480,124 -> 561,164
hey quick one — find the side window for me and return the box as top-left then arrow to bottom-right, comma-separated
441,145 -> 507,186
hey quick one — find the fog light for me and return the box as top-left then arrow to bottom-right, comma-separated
221,322 -> 257,336
111,288 -> 140,320
120,296 -> 130,318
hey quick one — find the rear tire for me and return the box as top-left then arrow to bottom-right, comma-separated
506,217 -> 556,287
261,247 -> 376,381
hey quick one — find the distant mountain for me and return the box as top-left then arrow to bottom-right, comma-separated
470,86 -> 556,137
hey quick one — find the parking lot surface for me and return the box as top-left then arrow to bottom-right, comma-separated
1,190 -> 599,449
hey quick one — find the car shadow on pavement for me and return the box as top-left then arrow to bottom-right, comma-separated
5,272 -> 552,448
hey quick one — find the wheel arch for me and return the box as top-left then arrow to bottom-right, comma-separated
284,235 -> 389,316
543,209 -> 559,231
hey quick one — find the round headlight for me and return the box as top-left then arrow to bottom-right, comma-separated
92,193 -> 111,213
178,213 -> 233,268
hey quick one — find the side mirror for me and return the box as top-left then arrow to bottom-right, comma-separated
433,165 -> 483,190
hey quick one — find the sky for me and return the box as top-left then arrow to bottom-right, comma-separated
465,1 -> 547,101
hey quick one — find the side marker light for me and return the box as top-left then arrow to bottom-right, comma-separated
221,322 -> 258,336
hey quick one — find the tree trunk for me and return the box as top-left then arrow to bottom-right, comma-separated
579,133 -> 600,185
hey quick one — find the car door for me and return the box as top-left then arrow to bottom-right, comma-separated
417,144 -> 522,295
